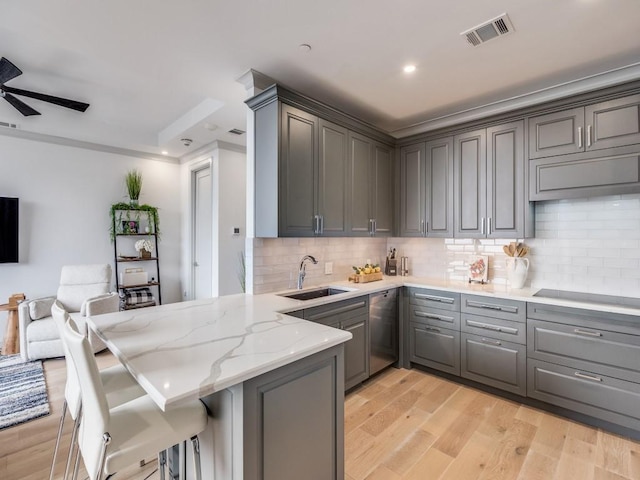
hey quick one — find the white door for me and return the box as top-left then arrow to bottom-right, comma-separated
193,166 -> 213,299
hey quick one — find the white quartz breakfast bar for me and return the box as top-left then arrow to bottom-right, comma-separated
87,276 -> 640,479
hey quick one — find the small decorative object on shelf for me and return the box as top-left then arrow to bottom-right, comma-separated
135,239 -> 153,258
125,169 -> 143,206
503,241 -> 530,289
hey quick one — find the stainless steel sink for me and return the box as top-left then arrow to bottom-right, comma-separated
280,287 -> 351,301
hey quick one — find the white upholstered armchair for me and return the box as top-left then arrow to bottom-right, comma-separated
18,264 -> 118,361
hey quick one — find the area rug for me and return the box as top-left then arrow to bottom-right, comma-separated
0,354 -> 50,429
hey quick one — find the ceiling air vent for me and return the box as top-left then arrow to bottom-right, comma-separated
461,13 -> 514,47
0,121 -> 18,129
228,128 -> 245,135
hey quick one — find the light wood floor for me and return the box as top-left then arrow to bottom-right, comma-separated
1,354 -> 639,480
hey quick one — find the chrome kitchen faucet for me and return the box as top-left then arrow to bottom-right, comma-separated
297,255 -> 318,289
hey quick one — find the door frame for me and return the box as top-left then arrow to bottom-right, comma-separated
190,157 -> 214,300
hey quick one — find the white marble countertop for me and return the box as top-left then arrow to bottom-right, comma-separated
87,294 -> 352,410
89,275 -> 640,410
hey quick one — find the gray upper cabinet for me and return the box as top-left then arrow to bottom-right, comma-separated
529,93 -> 640,159
399,138 -> 454,238
347,132 -> 393,236
279,104 -> 318,237
318,119 -> 349,236
454,129 -> 487,238
425,137 -> 454,237
455,121 -> 525,238
399,143 -> 425,237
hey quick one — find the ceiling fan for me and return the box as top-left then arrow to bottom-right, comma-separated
0,57 -> 90,116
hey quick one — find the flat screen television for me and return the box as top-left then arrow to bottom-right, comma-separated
0,197 -> 19,263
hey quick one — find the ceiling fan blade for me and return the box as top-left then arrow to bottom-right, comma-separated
2,85 -> 89,112
2,92 -> 40,116
0,57 -> 23,85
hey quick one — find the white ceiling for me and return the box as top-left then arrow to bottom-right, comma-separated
1,0 -> 639,158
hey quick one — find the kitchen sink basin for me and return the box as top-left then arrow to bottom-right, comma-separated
280,287 -> 351,301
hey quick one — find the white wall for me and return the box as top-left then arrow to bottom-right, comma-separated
0,135 -> 182,341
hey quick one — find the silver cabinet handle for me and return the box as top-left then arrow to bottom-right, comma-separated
414,311 -> 454,323
578,126 -> 583,148
369,219 -> 373,235
313,215 -> 318,234
587,125 -> 592,147
481,217 -> 485,235
415,293 -> 455,304
420,220 -> 425,235
480,337 -> 502,346
467,320 -> 519,335
487,217 -> 492,235
422,326 -> 441,334
466,300 -> 518,314
573,328 -> 602,337
320,215 -> 324,235
574,371 -> 602,382
373,219 -> 377,234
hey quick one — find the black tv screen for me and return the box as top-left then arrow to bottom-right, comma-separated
0,197 -> 19,263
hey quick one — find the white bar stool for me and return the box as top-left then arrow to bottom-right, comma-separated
50,301 -> 146,480
61,313 -> 208,480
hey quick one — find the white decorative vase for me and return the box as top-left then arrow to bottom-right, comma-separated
507,257 -> 529,289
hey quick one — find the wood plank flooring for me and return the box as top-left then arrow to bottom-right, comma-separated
1,353 -> 639,479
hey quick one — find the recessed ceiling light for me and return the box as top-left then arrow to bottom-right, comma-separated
404,65 -> 416,74
161,150 -> 168,155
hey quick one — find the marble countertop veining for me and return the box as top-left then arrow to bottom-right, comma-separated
88,275 -> 640,410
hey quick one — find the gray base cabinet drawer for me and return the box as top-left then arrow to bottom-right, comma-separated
410,305 -> 460,330
528,319 -> 640,384
408,288 -> 460,312
303,296 -> 369,325
410,322 -> 460,376
528,359 -> 640,431
461,294 -> 525,323
461,313 -> 526,344
461,333 -> 526,396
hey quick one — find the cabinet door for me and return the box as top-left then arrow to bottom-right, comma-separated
528,107 -> 585,159
347,132 -> 373,235
454,129 -> 486,238
399,143 -> 425,237
279,105 -> 317,236
318,119 -> 348,236
410,322 -> 460,375
372,142 -> 394,236
461,333 -> 526,396
487,120 -> 524,238
586,94 -> 640,151
425,137 -> 454,237
343,314 -> 369,390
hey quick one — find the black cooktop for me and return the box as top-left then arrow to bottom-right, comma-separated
534,289 -> 640,309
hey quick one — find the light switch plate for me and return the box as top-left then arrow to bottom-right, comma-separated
324,262 -> 333,275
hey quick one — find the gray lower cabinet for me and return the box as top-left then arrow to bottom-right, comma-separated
529,93 -> 640,159
302,296 -> 370,391
461,333 -> 526,396
454,121 -> 526,238
460,295 -> 527,395
408,288 -> 461,375
527,302 -> 640,431
347,132 -> 393,236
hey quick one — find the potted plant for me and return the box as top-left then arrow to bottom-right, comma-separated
125,169 -> 143,206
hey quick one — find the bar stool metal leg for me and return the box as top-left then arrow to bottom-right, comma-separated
49,399 -> 68,480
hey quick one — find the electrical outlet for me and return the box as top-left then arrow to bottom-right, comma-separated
324,262 -> 333,275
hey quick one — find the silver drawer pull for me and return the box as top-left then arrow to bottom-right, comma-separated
422,326 -> 441,333
467,320 -> 519,335
574,371 -> 602,382
415,311 -> 454,323
480,337 -> 502,346
573,328 -> 602,337
467,300 -> 518,313
415,293 -> 454,304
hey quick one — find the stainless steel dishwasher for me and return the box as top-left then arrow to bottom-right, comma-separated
369,289 -> 398,375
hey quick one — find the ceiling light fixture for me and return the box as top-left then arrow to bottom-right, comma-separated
181,138 -> 193,147
403,65 -> 416,74
161,150 -> 168,155
299,44 -> 312,53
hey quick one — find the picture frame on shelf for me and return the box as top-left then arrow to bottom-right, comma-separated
121,220 -> 139,234
468,255 -> 488,284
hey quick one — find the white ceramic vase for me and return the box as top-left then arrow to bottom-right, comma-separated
507,257 -> 529,289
